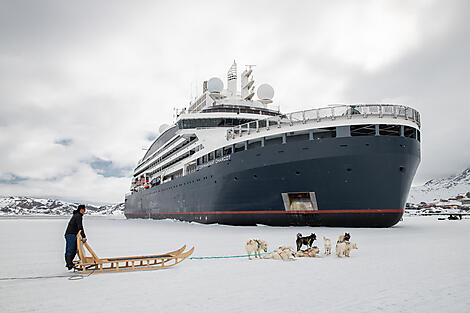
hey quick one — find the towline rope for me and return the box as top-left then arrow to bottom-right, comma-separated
0,255 -> 271,280
0,268 -> 95,281
189,252 -> 271,260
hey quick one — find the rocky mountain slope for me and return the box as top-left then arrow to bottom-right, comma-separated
0,196 -> 124,216
409,168 -> 470,203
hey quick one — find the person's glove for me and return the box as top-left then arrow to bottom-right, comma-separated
81,238 -> 87,243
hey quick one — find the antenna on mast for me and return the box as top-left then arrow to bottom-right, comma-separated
241,64 -> 256,100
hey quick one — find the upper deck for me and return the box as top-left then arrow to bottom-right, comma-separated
226,104 -> 420,141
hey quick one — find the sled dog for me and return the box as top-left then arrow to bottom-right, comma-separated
344,242 -> 358,257
323,236 -> 331,255
296,233 -> 316,251
337,232 -> 351,243
263,246 -> 296,261
295,246 -> 321,258
245,239 -> 268,260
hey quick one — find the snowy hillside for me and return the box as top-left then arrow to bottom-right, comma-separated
409,168 -> 470,203
0,196 -> 124,216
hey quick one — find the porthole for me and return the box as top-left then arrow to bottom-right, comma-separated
295,171 -> 300,176
253,175 -> 258,179
234,177 -> 238,181
399,167 -> 406,173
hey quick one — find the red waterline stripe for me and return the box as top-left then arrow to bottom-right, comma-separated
128,209 -> 403,215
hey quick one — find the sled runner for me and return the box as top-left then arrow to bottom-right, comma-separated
74,231 -> 194,274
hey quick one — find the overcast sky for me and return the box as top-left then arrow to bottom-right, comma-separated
1,0 -> 469,203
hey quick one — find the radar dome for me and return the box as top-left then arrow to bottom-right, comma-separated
159,124 -> 170,134
207,77 -> 224,93
257,83 -> 274,100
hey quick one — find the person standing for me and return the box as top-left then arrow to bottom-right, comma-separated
64,204 -> 87,270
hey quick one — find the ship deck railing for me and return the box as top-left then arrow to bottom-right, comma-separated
225,104 -> 420,140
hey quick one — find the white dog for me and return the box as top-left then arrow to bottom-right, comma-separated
263,246 -> 296,261
245,239 -> 268,260
323,236 -> 331,255
295,246 -> 321,258
344,242 -> 358,257
336,241 -> 358,257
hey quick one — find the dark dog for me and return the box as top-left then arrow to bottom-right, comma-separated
296,233 -> 316,251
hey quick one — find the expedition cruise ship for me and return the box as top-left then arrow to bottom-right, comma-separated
124,62 -> 421,227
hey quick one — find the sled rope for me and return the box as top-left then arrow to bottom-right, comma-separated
189,252 -> 271,260
0,274 -> 81,281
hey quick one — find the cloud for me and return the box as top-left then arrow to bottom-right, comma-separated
0,173 -> 27,184
0,0 -> 468,202
55,138 -> 73,146
86,157 -> 132,178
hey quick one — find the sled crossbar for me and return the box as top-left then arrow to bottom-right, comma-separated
108,254 -> 173,261
75,231 -> 194,274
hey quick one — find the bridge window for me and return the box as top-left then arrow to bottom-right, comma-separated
351,124 -> 376,136
265,136 -> 283,146
312,127 -> 336,139
287,131 -> 309,142
248,140 -> 262,149
404,126 -> 417,139
379,124 -> 401,136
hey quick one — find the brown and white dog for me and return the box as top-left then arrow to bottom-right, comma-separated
245,239 -> 268,260
336,241 -> 346,257
323,236 -> 331,255
263,246 -> 296,261
337,232 -> 351,243
295,246 -> 321,258
344,242 -> 358,257
336,241 -> 358,257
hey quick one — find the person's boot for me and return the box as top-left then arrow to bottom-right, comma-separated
65,254 -> 74,270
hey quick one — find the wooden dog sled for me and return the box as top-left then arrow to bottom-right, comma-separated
74,231 -> 194,274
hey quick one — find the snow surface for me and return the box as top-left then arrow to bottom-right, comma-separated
1,216 -> 469,313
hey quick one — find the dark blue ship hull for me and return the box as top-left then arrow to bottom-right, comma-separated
125,135 -> 420,227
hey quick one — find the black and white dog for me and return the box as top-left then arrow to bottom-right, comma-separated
296,233 -> 316,251
337,232 -> 351,243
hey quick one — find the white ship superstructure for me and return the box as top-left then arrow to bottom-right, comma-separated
126,62 -> 421,227
131,61 -> 281,191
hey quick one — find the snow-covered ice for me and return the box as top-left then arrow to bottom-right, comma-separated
1,216 -> 469,313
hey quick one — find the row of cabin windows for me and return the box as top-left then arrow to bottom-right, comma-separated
135,136 -> 198,177
178,118 -> 254,129
350,124 -> 420,140
195,124 -> 420,166
202,107 -> 280,116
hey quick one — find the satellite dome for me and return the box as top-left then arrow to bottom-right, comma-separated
207,77 -> 224,93
257,83 -> 274,100
159,124 -> 170,134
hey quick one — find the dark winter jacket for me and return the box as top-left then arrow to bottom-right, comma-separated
65,209 -> 86,238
